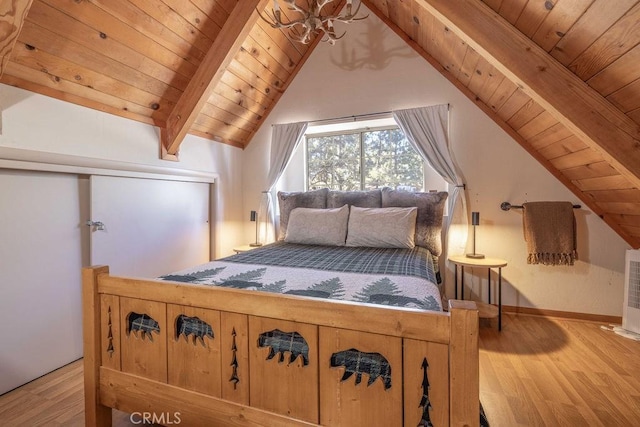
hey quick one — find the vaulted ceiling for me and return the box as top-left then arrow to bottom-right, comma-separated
1,0 -> 639,247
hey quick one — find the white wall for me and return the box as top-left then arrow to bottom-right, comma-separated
242,5 -> 631,316
0,83 -> 245,257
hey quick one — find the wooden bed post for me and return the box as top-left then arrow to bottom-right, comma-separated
449,300 -> 480,427
82,266 -> 112,427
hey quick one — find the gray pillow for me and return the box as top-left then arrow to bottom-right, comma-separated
285,205 -> 349,246
381,188 -> 448,255
277,188 -> 328,240
327,189 -> 382,208
346,206 -> 417,248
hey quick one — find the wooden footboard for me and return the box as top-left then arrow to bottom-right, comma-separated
83,266 -> 479,426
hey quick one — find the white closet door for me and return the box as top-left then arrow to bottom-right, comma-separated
89,176 -> 210,278
0,170 -> 84,394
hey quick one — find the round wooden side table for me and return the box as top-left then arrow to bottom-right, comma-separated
448,255 -> 508,331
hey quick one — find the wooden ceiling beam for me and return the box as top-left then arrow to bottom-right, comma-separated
415,0 -> 640,190
160,0 -> 266,160
0,0 -> 34,79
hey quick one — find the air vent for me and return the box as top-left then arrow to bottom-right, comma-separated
621,250 -> 640,336
628,260 -> 640,310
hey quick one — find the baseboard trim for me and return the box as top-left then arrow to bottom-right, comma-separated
502,305 -> 622,324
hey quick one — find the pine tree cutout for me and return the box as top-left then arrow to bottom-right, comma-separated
229,328 -> 240,389
419,358 -> 433,427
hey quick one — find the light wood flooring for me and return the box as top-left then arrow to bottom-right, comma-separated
1,313 -> 639,426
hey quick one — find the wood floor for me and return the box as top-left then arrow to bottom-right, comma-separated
479,314 -> 640,426
1,313 -> 639,426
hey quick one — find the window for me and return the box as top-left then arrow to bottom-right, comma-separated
306,127 -> 424,191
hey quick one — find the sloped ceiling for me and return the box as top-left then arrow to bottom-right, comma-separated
0,0 -> 639,247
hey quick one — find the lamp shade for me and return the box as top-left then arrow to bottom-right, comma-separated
466,211 -> 484,259
250,210 -> 262,247
471,211 -> 480,226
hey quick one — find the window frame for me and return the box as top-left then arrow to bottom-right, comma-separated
304,125 -> 426,192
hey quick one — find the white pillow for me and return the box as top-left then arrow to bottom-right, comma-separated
284,205 -> 349,246
346,206 -> 417,248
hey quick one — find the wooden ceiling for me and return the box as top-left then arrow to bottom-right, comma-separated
1,0 -> 639,247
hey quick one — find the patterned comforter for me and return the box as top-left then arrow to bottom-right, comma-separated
160,242 -> 443,312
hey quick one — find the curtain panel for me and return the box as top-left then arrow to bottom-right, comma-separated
392,104 -> 469,257
259,121 -> 308,244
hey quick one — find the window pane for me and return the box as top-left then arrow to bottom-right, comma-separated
307,134 -> 361,190
362,129 -> 423,190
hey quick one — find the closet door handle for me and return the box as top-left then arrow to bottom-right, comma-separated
86,220 -> 105,230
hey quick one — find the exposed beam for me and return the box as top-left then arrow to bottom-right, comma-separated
415,0 -> 640,190
1,73 -> 162,127
160,0 -> 266,160
0,0 -> 34,79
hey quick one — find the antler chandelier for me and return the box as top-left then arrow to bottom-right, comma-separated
258,0 -> 368,45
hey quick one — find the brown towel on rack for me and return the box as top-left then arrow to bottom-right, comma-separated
523,201 -> 577,266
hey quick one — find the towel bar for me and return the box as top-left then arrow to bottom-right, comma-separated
500,202 -> 581,211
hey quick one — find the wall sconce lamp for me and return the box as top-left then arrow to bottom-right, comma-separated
466,211 -> 484,259
250,210 -> 263,247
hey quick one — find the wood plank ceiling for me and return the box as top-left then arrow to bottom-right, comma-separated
0,0 -> 639,247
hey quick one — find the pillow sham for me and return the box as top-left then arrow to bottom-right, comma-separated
277,188 -> 328,240
285,205 -> 349,246
381,188 -> 447,256
327,189 -> 381,209
346,206 -> 417,249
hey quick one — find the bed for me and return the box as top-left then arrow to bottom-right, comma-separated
83,188 -> 480,426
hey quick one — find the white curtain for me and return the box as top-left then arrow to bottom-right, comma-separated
392,104 -> 468,256
258,121 -> 308,244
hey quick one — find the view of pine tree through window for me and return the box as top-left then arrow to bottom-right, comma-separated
306,128 -> 424,191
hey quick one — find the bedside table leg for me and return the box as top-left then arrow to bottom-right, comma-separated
498,267 -> 502,331
461,266 -> 465,300
488,269 -> 491,304
454,264 -> 458,299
